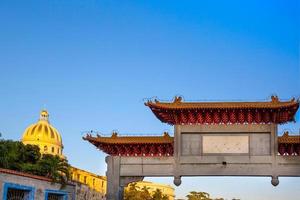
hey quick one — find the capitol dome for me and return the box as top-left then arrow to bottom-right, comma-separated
21,110 -> 63,157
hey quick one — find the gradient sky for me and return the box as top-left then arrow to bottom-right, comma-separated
0,0 -> 299,199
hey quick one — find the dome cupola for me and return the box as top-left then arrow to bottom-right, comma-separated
21,110 -> 63,157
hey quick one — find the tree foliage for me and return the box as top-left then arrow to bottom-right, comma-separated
152,189 -> 168,200
0,139 -> 70,187
124,183 -> 169,200
186,191 -> 212,200
186,191 -> 239,200
37,154 -> 70,187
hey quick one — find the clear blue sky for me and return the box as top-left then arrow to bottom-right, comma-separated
0,0 -> 299,199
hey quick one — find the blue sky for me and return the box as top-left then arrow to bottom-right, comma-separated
0,0 -> 299,199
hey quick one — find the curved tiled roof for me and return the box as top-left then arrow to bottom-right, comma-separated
145,96 -> 298,109
278,132 -> 300,144
83,132 -> 174,156
145,96 -> 299,125
83,132 -> 173,144
84,131 -> 300,156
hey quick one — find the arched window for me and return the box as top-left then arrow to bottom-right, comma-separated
51,147 -> 54,153
57,148 -> 59,154
44,146 -> 48,152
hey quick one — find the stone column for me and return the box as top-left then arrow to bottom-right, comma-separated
173,125 -> 181,186
271,124 -> 279,186
106,156 -> 121,200
106,156 -> 144,200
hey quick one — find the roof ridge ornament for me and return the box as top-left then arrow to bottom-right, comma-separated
282,131 -> 289,137
271,95 -> 279,103
173,96 -> 183,104
290,97 -> 296,102
112,131 -> 118,138
163,132 -> 170,137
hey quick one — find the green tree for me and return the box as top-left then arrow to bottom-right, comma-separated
22,144 -> 41,163
140,186 -> 152,200
0,139 -> 12,169
124,183 -> 169,200
186,191 -> 212,200
0,139 -> 70,188
124,183 -> 141,200
0,140 -> 28,170
152,189 -> 168,200
38,154 -> 70,187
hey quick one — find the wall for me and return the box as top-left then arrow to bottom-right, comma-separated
75,182 -> 106,200
0,169 -> 106,200
0,170 -> 74,200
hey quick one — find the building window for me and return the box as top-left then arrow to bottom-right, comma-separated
3,182 -> 35,200
52,147 -> 55,153
101,181 -> 104,187
57,148 -> 60,154
84,176 -> 87,184
45,189 -> 68,200
77,174 -> 80,181
93,178 -> 95,186
44,145 -> 48,152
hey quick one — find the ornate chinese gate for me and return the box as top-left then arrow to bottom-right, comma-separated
84,96 -> 300,200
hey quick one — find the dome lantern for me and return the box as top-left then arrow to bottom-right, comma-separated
40,110 -> 49,121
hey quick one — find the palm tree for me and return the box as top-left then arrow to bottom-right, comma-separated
38,154 -> 70,187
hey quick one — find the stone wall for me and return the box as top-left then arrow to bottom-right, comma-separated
74,182 -> 106,200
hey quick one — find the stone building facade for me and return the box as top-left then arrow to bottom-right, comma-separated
0,168 -> 106,200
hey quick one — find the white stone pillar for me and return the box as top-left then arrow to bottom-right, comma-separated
106,156 -> 144,200
106,156 -> 121,200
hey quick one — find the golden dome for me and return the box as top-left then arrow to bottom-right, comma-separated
21,110 -> 63,157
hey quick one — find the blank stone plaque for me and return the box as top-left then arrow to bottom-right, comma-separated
203,135 -> 249,154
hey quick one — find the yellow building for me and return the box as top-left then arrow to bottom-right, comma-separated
70,166 -> 107,194
21,110 -> 174,199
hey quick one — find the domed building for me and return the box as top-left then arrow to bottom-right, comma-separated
20,110 -> 174,199
21,110 -> 63,157
20,110 -> 107,195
